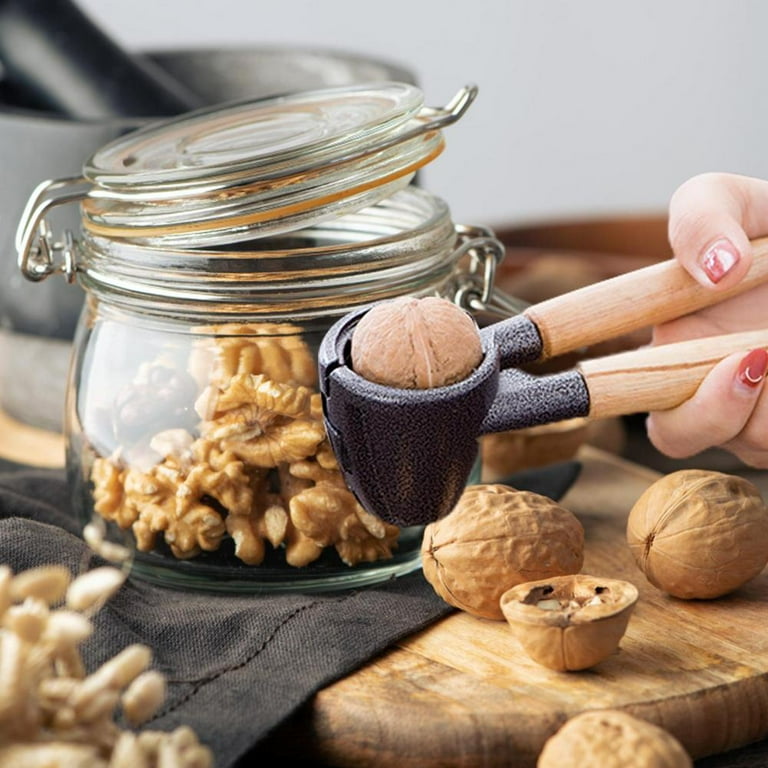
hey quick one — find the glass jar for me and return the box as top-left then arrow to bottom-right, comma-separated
16,83 -> 510,592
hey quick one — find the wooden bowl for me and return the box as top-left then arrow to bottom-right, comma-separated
480,417 -> 591,481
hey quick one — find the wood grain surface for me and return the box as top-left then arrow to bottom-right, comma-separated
266,446 -> 768,767
526,236 -> 768,361
582,329 -> 768,420
0,407 -> 65,468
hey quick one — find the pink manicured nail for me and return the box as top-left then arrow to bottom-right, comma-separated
701,238 -> 740,283
738,348 -> 768,388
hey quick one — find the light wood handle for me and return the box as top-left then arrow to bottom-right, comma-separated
581,329 -> 768,419
525,236 -> 768,360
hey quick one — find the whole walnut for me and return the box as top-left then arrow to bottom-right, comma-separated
421,484 -> 584,620
538,710 -> 692,768
626,469 -> 768,599
351,296 -> 483,388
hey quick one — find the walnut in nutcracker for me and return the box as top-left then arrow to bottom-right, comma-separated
421,484 -> 584,620
626,469 -> 768,599
351,296 -> 483,388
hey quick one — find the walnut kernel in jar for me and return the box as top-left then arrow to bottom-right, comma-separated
88,322 -> 400,569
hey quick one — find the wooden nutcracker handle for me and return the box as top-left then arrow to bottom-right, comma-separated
580,329 -> 768,419
525,236 -> 768,361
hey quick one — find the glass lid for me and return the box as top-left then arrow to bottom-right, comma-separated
85,82 -> 427,190
15,83 -> 478,276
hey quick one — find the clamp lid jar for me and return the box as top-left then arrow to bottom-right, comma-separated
15,82 -> 507,593
18,82 -> 477,266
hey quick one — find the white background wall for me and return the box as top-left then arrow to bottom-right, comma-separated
79,0 -> 768,232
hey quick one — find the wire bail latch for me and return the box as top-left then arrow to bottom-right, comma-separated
16,176 -> 90,283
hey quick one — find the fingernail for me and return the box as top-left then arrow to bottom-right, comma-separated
737,348 -> 768,388
701,238 -> 740,284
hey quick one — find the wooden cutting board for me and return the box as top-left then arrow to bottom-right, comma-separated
266,446 -> 768,767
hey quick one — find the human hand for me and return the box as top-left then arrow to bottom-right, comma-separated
647,172 -> 768,467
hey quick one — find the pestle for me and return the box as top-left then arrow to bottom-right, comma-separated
0,0 -> 201,117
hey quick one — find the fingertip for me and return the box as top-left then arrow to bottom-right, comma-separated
736,348 -> 768,392
667,172 -> 754,288
645,351 -> 762,459
698,237 -> 740,284
645,411 -> 692,460
698,236 -> 753,288
670,233 -> 753,292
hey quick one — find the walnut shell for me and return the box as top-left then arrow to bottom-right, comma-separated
626,469 -> 768,599
500,574 -> 638,671
421,484 -> 584,620
537,709 -> 692,768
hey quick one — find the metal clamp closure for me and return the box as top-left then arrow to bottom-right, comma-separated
317,84 -> 478,171
452,224 -> 504,307
414,84 -> 478,130
451,224 -> 531,319
16,176 -> 91,282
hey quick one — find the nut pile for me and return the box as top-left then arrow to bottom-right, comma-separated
419,483 -> 641,675
417,463 -> 768,763
90,323 -> 399,568
0,563 -> 212,767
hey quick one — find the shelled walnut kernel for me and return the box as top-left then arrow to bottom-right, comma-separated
0,563 -> 213,768
90,322 -> 400,568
